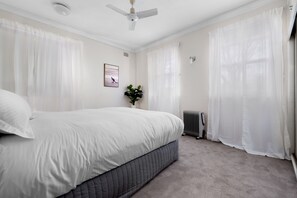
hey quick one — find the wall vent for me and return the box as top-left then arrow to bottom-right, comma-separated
123,52 -> 129,57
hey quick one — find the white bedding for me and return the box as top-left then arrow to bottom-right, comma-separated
0,107 -> 183,198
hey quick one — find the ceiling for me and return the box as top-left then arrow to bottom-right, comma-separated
0,0 -> 270,51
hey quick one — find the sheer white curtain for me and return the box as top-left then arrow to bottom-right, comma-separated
208,7 -> 290,159
147,44 -> 181,116
0,19 -> 83,111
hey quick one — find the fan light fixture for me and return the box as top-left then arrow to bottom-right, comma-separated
106,0 -> 158,31
53,2 -> 71,16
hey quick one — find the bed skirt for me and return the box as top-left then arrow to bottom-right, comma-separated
58,140 -> 179,198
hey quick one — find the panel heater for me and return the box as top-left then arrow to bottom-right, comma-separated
183,111 -> 206,139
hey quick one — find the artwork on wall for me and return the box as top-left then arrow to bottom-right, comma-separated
104,63 -> 119,88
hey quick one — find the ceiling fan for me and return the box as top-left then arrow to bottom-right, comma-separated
106,0 -> 158,31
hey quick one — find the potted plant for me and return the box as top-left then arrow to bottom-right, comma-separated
124,84 -> 143,108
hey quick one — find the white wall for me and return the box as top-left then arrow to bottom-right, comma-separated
135,0 -> 287,115
0,1 -> 288,113
135,0 -> 296,154
0,10 -> 136,108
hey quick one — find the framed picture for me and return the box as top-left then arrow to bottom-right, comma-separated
104,63 -> 119,88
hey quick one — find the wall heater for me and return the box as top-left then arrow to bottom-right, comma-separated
183,111 -> 206,139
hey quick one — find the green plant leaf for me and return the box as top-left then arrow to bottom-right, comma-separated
124,84 -> 143,105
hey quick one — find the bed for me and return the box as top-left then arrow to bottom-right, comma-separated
0,107 -> 184,198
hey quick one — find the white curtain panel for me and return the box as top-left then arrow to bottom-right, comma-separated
0,19 -> 83,111
208,7 -> 290,159
147,44 -> 181,117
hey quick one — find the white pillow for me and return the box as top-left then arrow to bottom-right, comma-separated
0,89 -> 34,139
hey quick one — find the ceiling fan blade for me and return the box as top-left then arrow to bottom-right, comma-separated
106,4 -> 128,16
137,8 -> 158,19
129,21 -> 136,31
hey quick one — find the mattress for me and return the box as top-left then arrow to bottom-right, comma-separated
0,107 -> 183,198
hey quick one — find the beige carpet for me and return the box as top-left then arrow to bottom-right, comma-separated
133,136 -> 297,198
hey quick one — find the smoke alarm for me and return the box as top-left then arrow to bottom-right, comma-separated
53,2 -> 71,16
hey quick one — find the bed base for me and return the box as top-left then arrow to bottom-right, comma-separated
58,140 -> 178,198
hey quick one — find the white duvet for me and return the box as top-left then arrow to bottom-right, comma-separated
0,107 -> 183,198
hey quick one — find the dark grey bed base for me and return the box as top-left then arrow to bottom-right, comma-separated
58,140 -> 179,198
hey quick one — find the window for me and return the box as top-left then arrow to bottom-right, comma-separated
147,44 -> 181,116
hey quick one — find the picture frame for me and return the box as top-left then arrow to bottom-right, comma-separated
104,63 -> 119,88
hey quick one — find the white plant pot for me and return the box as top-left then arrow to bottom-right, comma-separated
131,104 -> 136,108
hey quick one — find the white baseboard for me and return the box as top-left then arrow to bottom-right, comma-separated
291,154 -> 297,180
